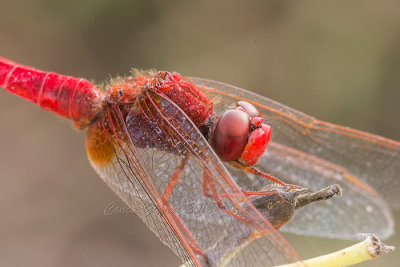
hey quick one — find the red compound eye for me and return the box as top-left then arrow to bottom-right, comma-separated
237,101 -> 261,118
211,110 -> 250,162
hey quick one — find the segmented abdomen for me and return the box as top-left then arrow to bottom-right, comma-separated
0,57 -> 104,128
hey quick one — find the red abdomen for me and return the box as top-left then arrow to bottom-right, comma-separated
0,57 -> 103,128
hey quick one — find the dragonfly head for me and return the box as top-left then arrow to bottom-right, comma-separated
210,101 -> 271,166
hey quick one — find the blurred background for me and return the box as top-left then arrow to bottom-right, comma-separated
0,0 -> 399,266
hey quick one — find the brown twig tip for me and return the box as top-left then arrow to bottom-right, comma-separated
363,234 -> 395,258
329,184 -> 342,197
295,184 -> 342,210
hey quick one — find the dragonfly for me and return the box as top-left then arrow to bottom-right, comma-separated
0,57 -> 399,266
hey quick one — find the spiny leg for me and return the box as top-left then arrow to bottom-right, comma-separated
230,161 -> 301,189
217,188 -> 287,205
161,154 -> 190,204
159,154 -> 206,259
202,165 -> 259,225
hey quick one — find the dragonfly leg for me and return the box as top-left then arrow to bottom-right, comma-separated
161,154 -> 190,204
221,190 -> 281,198
158,154 -> 208,261
230,161 -> 301,189
202,166 -> 255,225
219,190 -> 287,205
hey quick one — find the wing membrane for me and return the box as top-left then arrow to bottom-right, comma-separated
188,77 -> 399,239
87,88 -> 302,266
226,142 -> 394,239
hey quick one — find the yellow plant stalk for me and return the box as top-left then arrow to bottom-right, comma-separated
276,234 -> 395,267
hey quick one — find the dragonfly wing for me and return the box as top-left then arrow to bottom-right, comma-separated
226,143 -> 393,240
266,142 -> 393,239
188,77 -> 399,238
86,89 -> 301,266
86,120 -> 195,265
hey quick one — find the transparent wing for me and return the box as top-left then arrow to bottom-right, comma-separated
187,77 -> 400,239
226,143 -> 393,239
86,89 -> 301,266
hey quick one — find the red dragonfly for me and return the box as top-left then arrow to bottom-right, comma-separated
0,57 -> 399,266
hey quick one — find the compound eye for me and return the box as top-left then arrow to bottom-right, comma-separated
237,101 -> 261,118
211,110 -> 250,162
